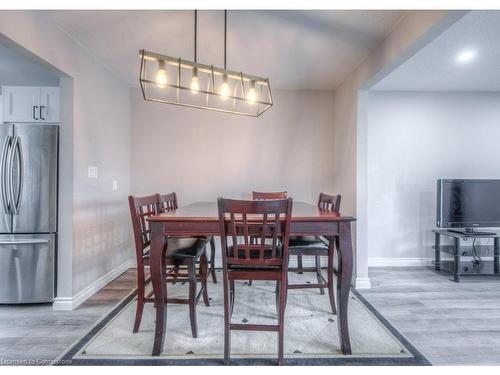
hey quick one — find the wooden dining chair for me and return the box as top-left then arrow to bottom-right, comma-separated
157,192 -> 217,284
287,192 -> 341,315
218,197 -> 293,366
128,194 -> 210,338
248,191 -> 288,287
252,191 -> 288,200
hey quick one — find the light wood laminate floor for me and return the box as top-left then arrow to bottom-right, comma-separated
0,270 -> 136,364
0,267 -> 499,365
359,267 -> 500,365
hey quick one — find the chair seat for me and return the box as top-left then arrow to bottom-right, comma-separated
288,235 -> 328,252
167,237 -> 209,259
143,237 -> 208,262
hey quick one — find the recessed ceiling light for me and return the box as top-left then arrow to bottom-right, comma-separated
456,49 -> 477,64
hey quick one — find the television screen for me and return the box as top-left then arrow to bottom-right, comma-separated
437,179 -> 500,228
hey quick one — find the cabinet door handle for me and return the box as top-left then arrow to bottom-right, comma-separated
40,106 -> 46,121
33,106 -> 39,120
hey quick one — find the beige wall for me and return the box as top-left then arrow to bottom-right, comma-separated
131,89 -> 335,206
0,11 -> 133,305
332,10 -> 455,216
366,91 -> 500,265
330,10 -> 465,287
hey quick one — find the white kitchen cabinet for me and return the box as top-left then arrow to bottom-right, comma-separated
1,86 -> 60,123
2,86 -> 40,122
40,87 -> 60,123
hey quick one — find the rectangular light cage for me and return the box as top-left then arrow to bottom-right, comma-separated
139,50 -> 273,117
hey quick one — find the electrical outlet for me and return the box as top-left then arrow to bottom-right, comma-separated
112,180 -> 118,192
88,166 -> 98,179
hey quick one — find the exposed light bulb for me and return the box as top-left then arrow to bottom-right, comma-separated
190,77 -> 200,93
155,60 -> 168,88
247,80 -> 257,104
220,74 -> 230,100
190,68 -> 200,94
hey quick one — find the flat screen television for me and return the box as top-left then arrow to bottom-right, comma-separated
437,179 -> 500,228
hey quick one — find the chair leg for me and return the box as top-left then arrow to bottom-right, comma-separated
275,281 -> 280,315
247,238 -> 254,286
297,255 -> 303,274
327,244 -> 337,315
209,237 -> 217,283
229,279 -> 235,317
223,276 -> 231,365
133,267 -> 145,333
200,251 -> 210,306
277,275 -> 287,365
188,261 -> 198,338
315,256 -> 325,295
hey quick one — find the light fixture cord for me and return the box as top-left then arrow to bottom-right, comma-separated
194,10 -> 197,62
224,9 -> 227,69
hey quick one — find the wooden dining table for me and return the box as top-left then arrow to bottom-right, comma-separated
147,201 -> 356,356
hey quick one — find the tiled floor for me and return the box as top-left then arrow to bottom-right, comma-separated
1,266 -> 500,365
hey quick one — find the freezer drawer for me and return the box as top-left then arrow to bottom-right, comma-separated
0,234 -> 55,303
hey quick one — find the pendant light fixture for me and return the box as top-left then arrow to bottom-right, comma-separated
139,10 -> 273,117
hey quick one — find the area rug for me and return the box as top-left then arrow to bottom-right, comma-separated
59,271 -> 429,365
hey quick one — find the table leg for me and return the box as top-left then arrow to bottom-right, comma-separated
209,237 -> 217,283
434,232 -> 441,271
454,237 -> 460,283
335,221 -> 353,355
327,237 -> 336,315
150,221 -> 167,356
494,238 -> 499,274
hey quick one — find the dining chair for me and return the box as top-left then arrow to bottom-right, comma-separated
128,194 -> 210,338
287,192 -> 341,315
248,191 -> 288,287
252,191 -> 288,200
218,197 -> 293,365
157,192 -> 217,284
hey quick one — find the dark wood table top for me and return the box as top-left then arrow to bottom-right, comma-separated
148,201 -> 356,222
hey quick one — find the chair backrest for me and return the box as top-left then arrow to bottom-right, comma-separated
157,192 -> 178,213
252,191 -> 288,200
318,192 -> 341,213
128,194 -> 159,257
218,198 -> 293,268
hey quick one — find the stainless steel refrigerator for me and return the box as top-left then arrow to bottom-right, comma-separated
0,123 -> 58,303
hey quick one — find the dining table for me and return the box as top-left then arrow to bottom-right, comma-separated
147,201 -> 356,356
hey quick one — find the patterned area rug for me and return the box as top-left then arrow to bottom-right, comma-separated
59,271 -> 429,365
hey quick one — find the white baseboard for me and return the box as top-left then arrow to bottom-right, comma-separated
368,257 -> 433,267
354,277 -> 371,289
53,259 -> 135,311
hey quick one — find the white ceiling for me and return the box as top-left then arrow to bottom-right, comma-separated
0,42 -> 60,86
373,11 -> 500,91
44,10 -> 404,90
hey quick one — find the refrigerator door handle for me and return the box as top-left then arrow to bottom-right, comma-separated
14,137 -> 23,215
8,135 -> 23,215
0,136 -> 12,214
40,106 -> 46,121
